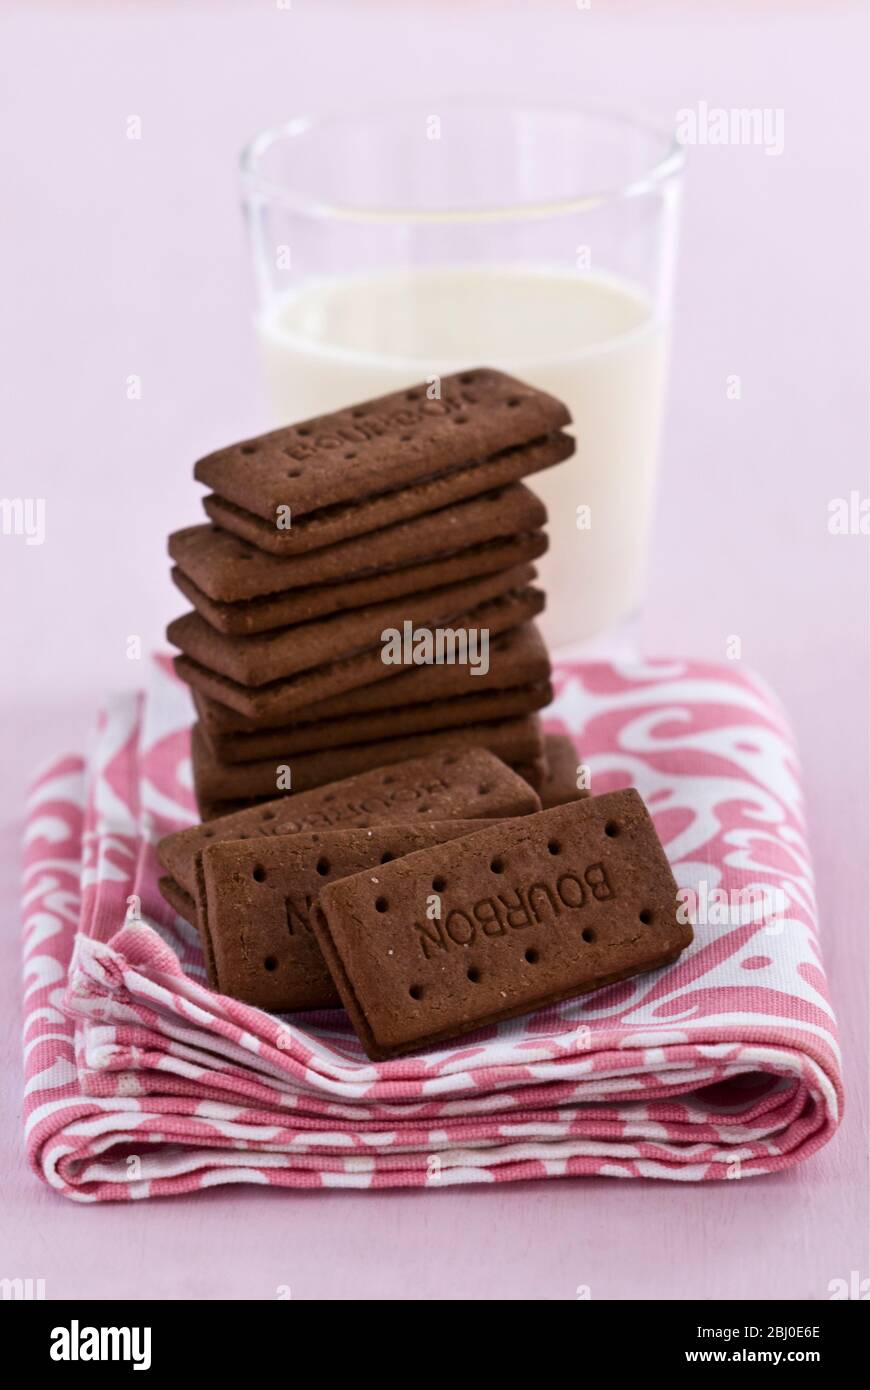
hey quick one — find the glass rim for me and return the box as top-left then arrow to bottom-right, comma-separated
240,97 -> 685,224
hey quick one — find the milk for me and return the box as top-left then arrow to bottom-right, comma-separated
257,267 -> 666,652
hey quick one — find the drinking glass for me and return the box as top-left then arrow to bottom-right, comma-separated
241,99 -> 684,653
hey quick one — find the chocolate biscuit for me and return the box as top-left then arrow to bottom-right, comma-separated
539,733 -> 590,808
170,482 -> 547,603
157,874 -> 196,925
509,755 -> 547,791
172,532 -> 546,636
156,747 -> 541,896
196,797 -> 262,822
312,789 -> 692,1060
195,369 -> 571,555
167,562 -> 535,688
173,586 -> 544,720
194,622 -> 551,735
202,682 -> 552,762
194,781 -> 536,823
202,435 -> 570,557
197,820 -> 504,1011
190,716 -> 544,805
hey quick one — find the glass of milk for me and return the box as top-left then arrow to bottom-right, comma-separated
241,101 -> 684,653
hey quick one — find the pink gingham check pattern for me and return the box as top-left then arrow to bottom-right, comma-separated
21,655 -> 842,1200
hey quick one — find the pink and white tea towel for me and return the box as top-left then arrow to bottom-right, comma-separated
21,655 -> 842,1201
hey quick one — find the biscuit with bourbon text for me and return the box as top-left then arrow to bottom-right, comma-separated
195,369 -> 572,555
312,789 -> 692,1060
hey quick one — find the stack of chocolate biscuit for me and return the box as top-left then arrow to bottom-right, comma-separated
167,368 -> 575,818
158,370 -> 692,1058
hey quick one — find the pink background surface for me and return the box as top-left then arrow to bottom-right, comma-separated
1,0 -> 867,1299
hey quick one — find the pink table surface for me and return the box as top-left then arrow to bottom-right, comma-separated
1,0 -> 867,1300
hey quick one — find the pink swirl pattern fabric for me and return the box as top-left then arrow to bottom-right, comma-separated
22,655 -> 842,1201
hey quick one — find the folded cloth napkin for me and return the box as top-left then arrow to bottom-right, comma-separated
22,655 -> 842,1201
